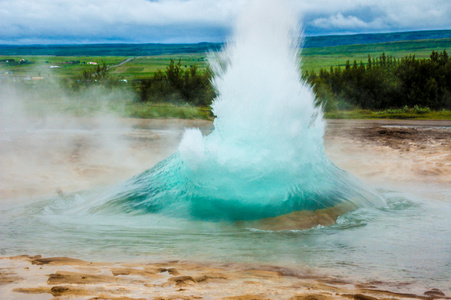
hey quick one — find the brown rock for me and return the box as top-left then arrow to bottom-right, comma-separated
291,295 -> 335,300
153,296 -> 201,300
48,271 -> 118,284
167,275 -> 196,286
31,256 -> 89,265
194,275 -> 208,282
222,295 -> 270,300
13,287 -> 49,294
352,294 -> 379,300
0,271 -> 22,285
158,267 -> 180,275
242,269 -> 281,278
50,286 -> 70,296
424,288 -> 446,297
8,255 -> 41,261
91,297 -> 146,300
112,268 -> 158,277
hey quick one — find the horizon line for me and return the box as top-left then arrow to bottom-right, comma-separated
1,28 -> 450,47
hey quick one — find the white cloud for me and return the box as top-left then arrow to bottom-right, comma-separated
0,0 -> 246,43
0,0 -> 244,27
312,13 -> 375,29
307,0 -> 451,32
0,0 -> 450,43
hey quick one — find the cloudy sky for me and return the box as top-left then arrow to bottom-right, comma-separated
1,0 -> 450,44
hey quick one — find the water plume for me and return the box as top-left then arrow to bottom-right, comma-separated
94,0 -> 385,222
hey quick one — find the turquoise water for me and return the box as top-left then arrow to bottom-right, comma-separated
79,152 -> 382,221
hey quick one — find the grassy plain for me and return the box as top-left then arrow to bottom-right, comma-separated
301,38 -> 451,71
0,55 -> 207,80
0,56 -> 127,79
110,54 -> 207,79
2,38 -> 449,79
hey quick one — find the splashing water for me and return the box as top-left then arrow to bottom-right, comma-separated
92,0 -> 385,221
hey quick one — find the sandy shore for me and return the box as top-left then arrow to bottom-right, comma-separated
1,118 -> 450,299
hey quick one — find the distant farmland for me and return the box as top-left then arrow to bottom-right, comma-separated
1,29 -> 450,79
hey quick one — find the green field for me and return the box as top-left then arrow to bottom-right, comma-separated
0,55 -> 208,80
1,38 -> 449,80
301,38 -> 451,71
110,54 -> 207,79
0,56 -> 128,79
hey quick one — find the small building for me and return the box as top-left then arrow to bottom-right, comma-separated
87,62 -> 98,65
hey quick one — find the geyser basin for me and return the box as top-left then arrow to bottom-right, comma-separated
96,153 -> 382,222
91,0 -> 385,222
1,1 -> 450,296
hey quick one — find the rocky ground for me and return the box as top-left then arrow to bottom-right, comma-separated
1,255 -> 449,300
325,119 -> 451,187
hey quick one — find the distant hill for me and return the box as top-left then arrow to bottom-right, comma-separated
0,43 -> 223,56
303,29 -> 451,48
0,29 -> 450,56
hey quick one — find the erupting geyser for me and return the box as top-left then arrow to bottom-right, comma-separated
97,0 -> 385,221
